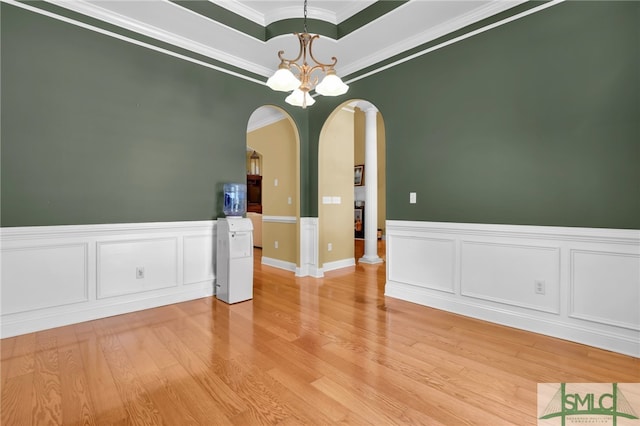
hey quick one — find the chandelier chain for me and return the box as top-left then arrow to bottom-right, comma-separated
303,0 -> 308,33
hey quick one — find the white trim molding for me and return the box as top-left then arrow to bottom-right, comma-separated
385,221 -> 640,357
296,217 -> 323,277
1,221 -> 217,338
323,258 -> 356,273
261,256 -> 296,273
262,215 -> 297,224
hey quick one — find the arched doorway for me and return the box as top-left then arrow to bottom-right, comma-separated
246,106 -> 301,273
317,100 -> 386,274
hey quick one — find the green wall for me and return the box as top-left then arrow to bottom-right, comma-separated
2,1 -> 638,229
0,4 -> 307,226
310,1 -> 639,229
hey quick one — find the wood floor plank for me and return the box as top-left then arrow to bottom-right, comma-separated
313,339 -> 518,425
1,372 -> 33,425
143,375 -> 201,426
76,334 -> 128,424
152,325 -> 248,418
1,242 -> 638,425
58,342 -> 97,426
266,367 -> 352,423
214,357 -> 291,425
32,333 -> 62,425
3,333 -> 36,381
0,336 -> 16,385
117,328 -> 167,385
128,317 -> 179,371
159,363 -> 234,425
311,375 -> 413,425
98,333 -> 162,425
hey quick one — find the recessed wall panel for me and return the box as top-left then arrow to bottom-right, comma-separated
183,235 -> 214,285
388,236 -> 455,292
460,241 -> 560,313
571,250 -> 640,330
98,238 -> 178,298
1,244 -> 88,314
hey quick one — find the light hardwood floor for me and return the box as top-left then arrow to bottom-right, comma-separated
2,240 -> 638,425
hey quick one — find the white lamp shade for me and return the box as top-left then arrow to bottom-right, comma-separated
315,72 -> 349,96
266,68 -> 301,92
285,89 -> 316,107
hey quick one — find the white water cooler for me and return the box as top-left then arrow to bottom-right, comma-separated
216,217 -> 254,304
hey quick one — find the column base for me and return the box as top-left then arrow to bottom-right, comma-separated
358,255 -> 383,264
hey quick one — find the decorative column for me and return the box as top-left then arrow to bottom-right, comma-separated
359,106 -> 383,264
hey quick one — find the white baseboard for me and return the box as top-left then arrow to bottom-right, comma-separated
261,256 -> 296,272
2,283 -> 214,338
1,221 -> 217,338
323,258 -> 356,272
295,264 -> 324,278
385,221 -> 640,357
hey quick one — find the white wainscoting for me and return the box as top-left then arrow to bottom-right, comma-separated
297,217 -> 322,277
385,221 -> 640,357
1,221 -> 216,338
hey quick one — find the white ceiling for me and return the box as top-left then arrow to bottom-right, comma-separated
45,0 -> 527,80
221,0 -> 377,25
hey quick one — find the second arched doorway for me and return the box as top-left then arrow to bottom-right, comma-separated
317,100 -> 386,274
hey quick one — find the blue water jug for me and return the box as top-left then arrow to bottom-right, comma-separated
223,183 -> 247,217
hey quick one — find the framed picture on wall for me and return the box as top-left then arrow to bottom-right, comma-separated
354,208 -> 363,224
354,165 -> 364,186
354,208 -> 364,238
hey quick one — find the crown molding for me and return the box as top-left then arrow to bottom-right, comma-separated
7,0 -> 560,90
346,0 -> 562,84
211,0 -> 266,25
213,0 -> 375,26
334,1 -> 377,24
340,0 -> 527,77
264,6 -> 337,25
44,0 -> 273,78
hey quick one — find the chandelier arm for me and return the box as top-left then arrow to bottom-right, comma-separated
307,34 -> 338,69
307,63 -> 331,75
277,33 -> 306,65
288,62 -> 303,75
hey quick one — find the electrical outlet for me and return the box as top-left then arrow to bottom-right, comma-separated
136,267 -> 145,279
328,243 -> 332,251
288,197 -> 292,205
534,280 -> 545,295
410,192 -> 417,204
274,241 -> 279,249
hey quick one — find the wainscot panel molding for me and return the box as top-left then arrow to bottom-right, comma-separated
0,221 -> 216,338
385,221 -> 640,357
262,216 -> 297,224
297,217 -> 323,278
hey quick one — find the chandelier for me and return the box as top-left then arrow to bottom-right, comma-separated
266,0 -> 349,108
